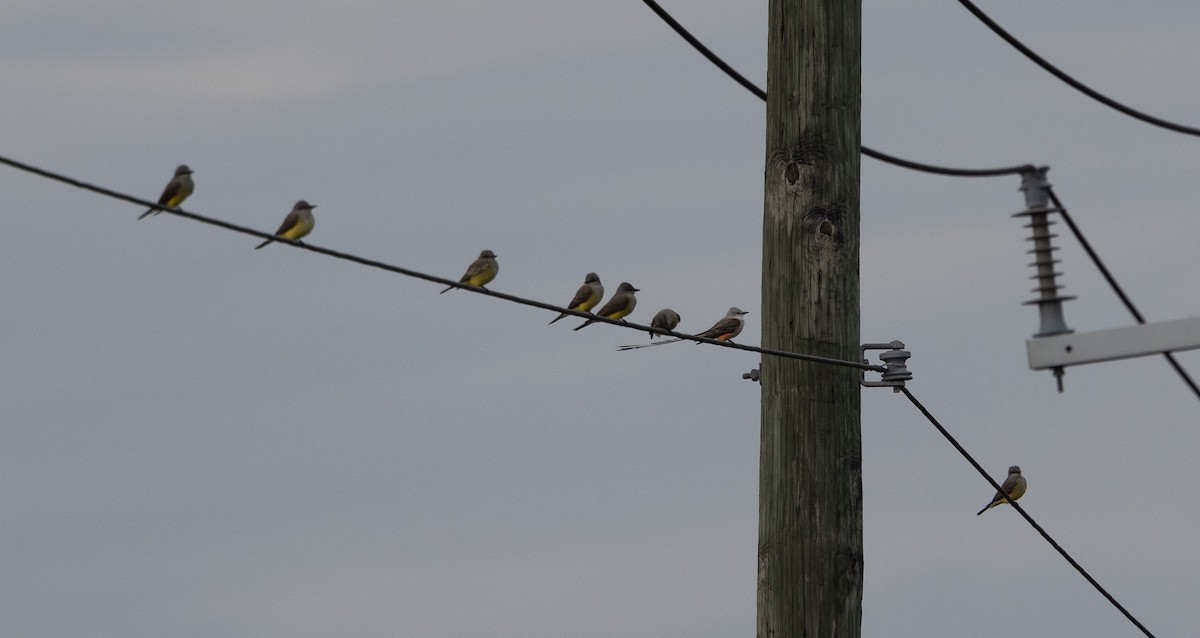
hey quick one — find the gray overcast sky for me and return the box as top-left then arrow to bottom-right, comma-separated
2,2 -> 1198,636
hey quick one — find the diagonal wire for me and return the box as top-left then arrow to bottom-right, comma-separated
957,0 -> 1200,137
901,387 -> 1156,638
641,0 -> 1200,398
639,0 -> 1034,177
0,153 -> 885,374
1047,188 -> 1200,401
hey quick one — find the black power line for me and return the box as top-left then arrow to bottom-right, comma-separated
1047,189 -> 1200,401
0,154 -> 885,374
641,0 -> 764,102
640,0 -> 1200,400
861,145 -> 1031,178
901,387 -> 1157,638
639,0 -> 1034,177
637,3 -> 1166,633
958,0 -> 1200,137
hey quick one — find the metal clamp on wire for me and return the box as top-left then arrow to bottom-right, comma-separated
860,341 -> 912,390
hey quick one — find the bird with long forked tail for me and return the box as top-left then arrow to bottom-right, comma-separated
694,307 -> 748,342
617,307 -> 747,350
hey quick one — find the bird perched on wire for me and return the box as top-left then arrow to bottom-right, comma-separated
977,465 -> 1027,515
548,273 -> 604,324
649,308 -> 681,339
573,282 -> 638,330
255,200 -> 316,249
694,307 -> 748,342
617,307 -> 747,350
138,165 -> 194,220
441,250 -> 499,293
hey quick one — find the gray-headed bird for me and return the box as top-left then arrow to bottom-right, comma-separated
694,307 -> 748,343
573,282 -> 638,330
255,200 -> 316,249
139,165 -> 194,220
441,250 -> 499,293
649,308 -> 681,338
549,273 -> 604,324
977,465 -> 1027,515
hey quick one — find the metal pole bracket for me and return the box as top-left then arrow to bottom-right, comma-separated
860,341 -> 912,391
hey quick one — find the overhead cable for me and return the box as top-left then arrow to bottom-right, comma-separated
1047,189 -> 1200,401
639,0 -> 1034,177
0,154 -> 884,374
901,387 -> 1156,638
958,0 -> 1200,137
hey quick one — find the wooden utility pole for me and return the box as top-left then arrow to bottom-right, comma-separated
758,0 -> 862,636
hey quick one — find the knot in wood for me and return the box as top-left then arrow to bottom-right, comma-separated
803,207 -> 842,247
784,161 -> 801,185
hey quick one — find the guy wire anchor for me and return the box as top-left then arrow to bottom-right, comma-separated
1014,167 -> 1075,392
860,341 -> 912,391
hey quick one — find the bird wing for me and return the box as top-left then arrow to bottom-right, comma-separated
698,316 -> 741,339
1000,475 -> 1019,496
596,294 -> 632,317
158,178 -> 183,206
274,209 -> 301,236
566,283 -> 594,310
461,258 -> 489,282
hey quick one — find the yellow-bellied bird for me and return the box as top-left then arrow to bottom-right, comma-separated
573,282 -> 638,330
977,466 -> 1027,515
255,200 -> 316,249
549,273 -> 604,325
440,250 -> 499,293
138,165 -> 194,220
